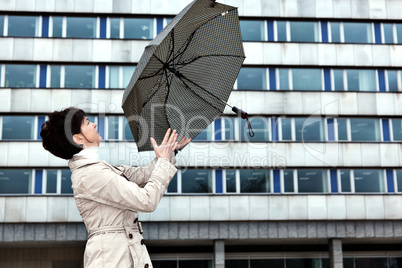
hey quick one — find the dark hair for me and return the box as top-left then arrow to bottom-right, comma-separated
40,107 -> 86,160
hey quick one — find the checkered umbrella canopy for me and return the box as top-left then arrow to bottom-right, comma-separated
122,0 -> 245,151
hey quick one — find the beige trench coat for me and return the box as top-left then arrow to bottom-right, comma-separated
68,155 -> 177,268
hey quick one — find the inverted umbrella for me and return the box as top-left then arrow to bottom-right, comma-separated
122,0 -> 253,152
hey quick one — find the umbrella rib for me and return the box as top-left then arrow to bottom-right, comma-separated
176,74 -> 228,113
175,54 -> 245,68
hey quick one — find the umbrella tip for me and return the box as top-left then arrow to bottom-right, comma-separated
209,0 -> 216,7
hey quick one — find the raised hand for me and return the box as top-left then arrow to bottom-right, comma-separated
150,129 -> 178,160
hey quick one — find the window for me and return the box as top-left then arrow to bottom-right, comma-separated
339,170 -> 351,192
295,118 -> 325,142
292,68 -> 322,91
52,17 -> 63,37
8,16 -> 39,37
5,64 -> 37,88
225,170 -> 236,193
64,65 -> 96,88
346,69 -> 376,91
330,22 -> 341,42
350,118 -> 380,141
392,119 -> 402,141
50,65 -> 61,87
343,22 -> 373,43
290,21 -> 319,42
61,169 -> 73,194
397,24 -> 402,44
240,117 -> 269,142
2,116 -> 35,140
0,16 -> 4,36
0,170 -> 33,194
383,23 -> 394,44
237,68 -> 267,90
107,116 -> 120,140
123,117 -> 134,141
276,21 -> 287,41
239,169 -> 270,193
222,117 -> 236,140
240,20 -> 265,41
46,170 -> 58,194
280,118 -> 292,140
283,169 -> 294,192
181,169 -> 212,193
333,69 -> 345,91
167,173 -> 178,193
109,18 -> 120,38
336,118 -> 348,141
396,170 -> 402,192
124,18 -> 154,39
108,66 -> 135,88
354,169 -> 385,193
386,70 -> 399,92
297,169 -> 328,193
278,69 -> 289,90
66,17 -> 97,38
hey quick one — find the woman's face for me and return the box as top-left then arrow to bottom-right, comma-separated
79,117 -> 102,148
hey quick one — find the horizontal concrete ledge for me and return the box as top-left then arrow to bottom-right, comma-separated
2,89 -> 402,117
1,140 -> 402,168
1,220 -> 402,244
1,195 -> 402,223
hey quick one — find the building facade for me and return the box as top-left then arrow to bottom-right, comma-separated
1,0 -> 402,267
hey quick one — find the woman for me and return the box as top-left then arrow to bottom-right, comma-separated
40,107 -> 191,268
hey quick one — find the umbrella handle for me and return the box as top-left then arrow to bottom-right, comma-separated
232,106 -> 255,137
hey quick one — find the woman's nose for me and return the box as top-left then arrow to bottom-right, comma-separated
92,123 -> 97,128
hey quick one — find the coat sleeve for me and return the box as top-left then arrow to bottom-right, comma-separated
119,155 -> 177,186
77,158 -> 177,212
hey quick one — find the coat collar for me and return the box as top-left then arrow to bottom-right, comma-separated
68,156 -> 100,171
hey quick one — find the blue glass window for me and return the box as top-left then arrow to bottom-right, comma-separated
333,69 -> 344,91
66,17 -> 97,38
343,22 -> 373,43
290,21 -> 319,42
297,169 -> 328,193
124,18 -> 154,39
61,169 -> 73,194
280,118 -> 292,140
396,170 -> 402,192
192,123 -> 213,141
225,170 -> 236,193
387,70 -> 399,91
292,68 -> 322,91
330,22 -> 340,42
278,69 -> 289,90
64,65 -> 96,88
350,118 -> 380,141
107,116 -> 119,140
8,16 -> 39,37
239,169 -> 270,193
276,21 -> 287,41
0,170 -> 32,194
392,119 -> 402,141
123,117 -> 134,141
50,65 -> 61,88
240,20 -> 265,41
110,18 -> 120,38
52,17 -> 63,37
237,68 -> 267,90
2,116 -> 35,140
346,69 -> 376,91
339,170 -> 351,192
354,169 -> 384,193
181,169 -> 212,193
0,16 -> 4,36
167,173 -> 177,193
336,118 -> 348,141
240,117 -> 269,141
46,170 -> 58,194
223,118 -> 236,140
283,169 -> 294,192
397,24 -> 402,44
383,23 -> 394,44
295,118 -> 325,141
5,64 -> 37,88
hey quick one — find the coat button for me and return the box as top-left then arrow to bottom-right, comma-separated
141,239 -> 145,245
129,233 -> 133,239
144,264 -> 149,268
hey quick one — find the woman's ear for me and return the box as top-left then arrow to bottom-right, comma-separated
73,134 -> 84,146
